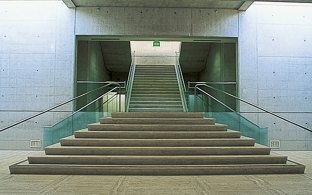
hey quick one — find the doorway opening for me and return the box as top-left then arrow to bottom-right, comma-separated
75,36 -> 237,112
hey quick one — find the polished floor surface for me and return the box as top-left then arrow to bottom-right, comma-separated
0,150 -> 311,195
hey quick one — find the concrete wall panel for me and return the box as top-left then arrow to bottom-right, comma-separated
239,2 -> 312,150
76,7 -> 238,37
0,1 -> 75,150
191,9 -> 238,37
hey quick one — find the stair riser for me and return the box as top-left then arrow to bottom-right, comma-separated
129,101 -> 182,104
134,80 -> 177,82
133,81 -> 178,83
88,124 -> 227,131
129,105 -> 183,109
132,87 -> 179,90
129,109 -> 184,112
129,106 -> 183,110
131,89 -> 179,92
134,74 -> 175,76
100,118 -> 215,125
45,147 -> 271,155
132,82 -> 178,89
130,94 -> 181,97
74,131 -> 240,139
130,100 -> 181,104
135,68 -> 175,71
28,156 -> 287,165
111,112 -> 203,118
130,98 -> 182,101
10,165 -> 305,175
134,74 -> 177,80
133,77 -> 176,79
131,91 -> 180,94
60,139 -> 255,147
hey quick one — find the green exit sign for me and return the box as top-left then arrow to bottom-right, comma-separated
153,41 -> 160,47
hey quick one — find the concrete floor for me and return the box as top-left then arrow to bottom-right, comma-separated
0,150 -> 311,195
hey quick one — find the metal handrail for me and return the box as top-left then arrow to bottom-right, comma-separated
77,81 -> 123,111
195,87 -> 236,113
125,52 -> 136,112
188,81 -> 236,89
195,83 -> 312,133
175,52 -> 187,93
175,52 -> 188,112
77,81 -> 126,88
44,87 -> 119,128
194,87 -> 263,129
0,82 -> 122,133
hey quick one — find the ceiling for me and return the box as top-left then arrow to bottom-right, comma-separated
62,0 -> 312,10
63,0 -> 253,10
100,41 -> 132,72
179,42 -> 211,73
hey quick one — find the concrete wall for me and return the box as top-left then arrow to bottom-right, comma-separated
76,7 -> 239,37
131,41 -> 180,65
0,1 -> 75,149
1,1 -> 312,150
199,43 -> 237,111
76,41 -> 111,111
239,2 -> 312,150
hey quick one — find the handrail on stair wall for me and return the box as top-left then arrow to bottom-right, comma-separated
0,82 -> 123,133
193,83 -> 312,133
175,52 -> 188,112
43,86 -> 120,134
125,52 -> 136,112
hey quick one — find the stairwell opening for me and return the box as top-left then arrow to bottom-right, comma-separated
74,37 -> 238,113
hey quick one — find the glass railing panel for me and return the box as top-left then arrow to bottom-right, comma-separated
204,112 -> 268,145
43,111 -> 110,147
0,81 -> 125,150
76,82 -> 126,112
42,83 -> 124,147
189,90 -> 268,145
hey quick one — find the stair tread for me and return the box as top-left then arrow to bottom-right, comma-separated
100,118 -> 215,122
11,161 -> 305,175
62,138 -> 254,141
88,123 -> 227,131
77,129 -> 238,133
75,130 -> 241,138
30,154 -> 282,157
110,112 -> 203,119
88,123 -> 227,127
47,143 -> 268,149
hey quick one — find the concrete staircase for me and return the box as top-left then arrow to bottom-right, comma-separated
129,65 -> 184,112
10,112 -> 305,175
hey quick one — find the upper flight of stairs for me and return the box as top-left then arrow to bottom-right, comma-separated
10,112 -> 305,175
129,65 -> 184,112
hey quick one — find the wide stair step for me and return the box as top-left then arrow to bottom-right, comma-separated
111,112 -> 203,118
129,105 -> 183,109
9,111 -> 305,175
10,162 -> 304,175
44,145 -> 271,156
88,123 -> 227,131
129,101 -> 182,105
131,91 -> 180,94
28,155 -> 287,165
130,94 -> 181,97
60,137 -> 255,147
74,130 -> 241,139
100,117 -> 215,124
128,108 -> 184,112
